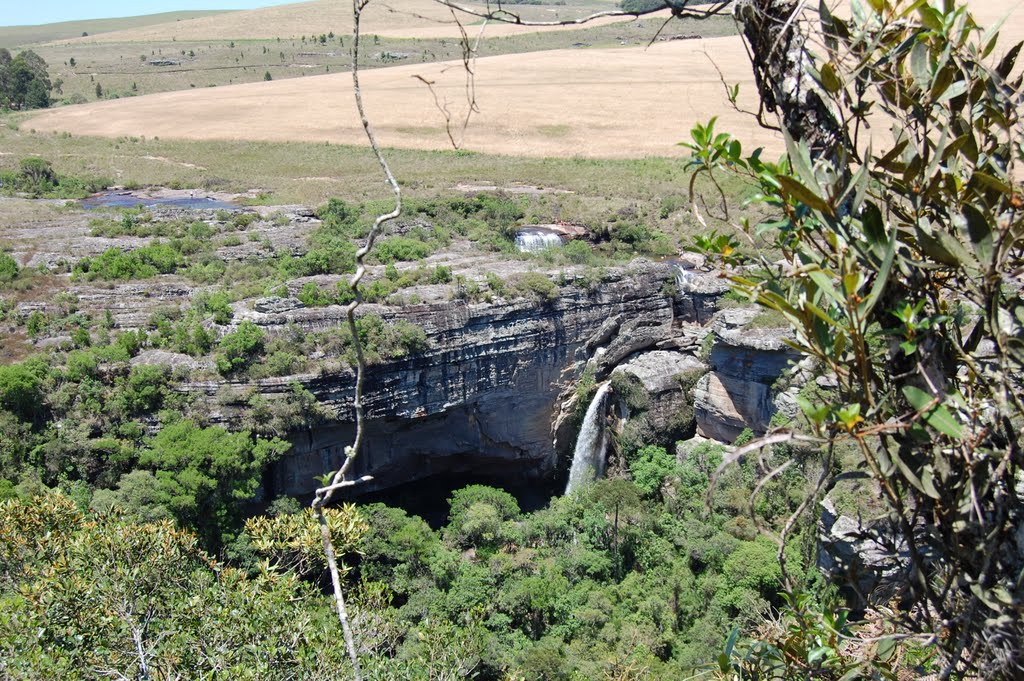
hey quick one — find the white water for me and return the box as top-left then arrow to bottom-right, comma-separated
515,229 -> 564,252
672,262 -> 696,292
564,382 -> 613,494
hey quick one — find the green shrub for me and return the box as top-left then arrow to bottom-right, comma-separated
297,282 -> 336,307
231,213 -> 258,229
629,445 -> 676,497
429,265 -> 453,284
485,272 -> 506,296
109,364 -> 169,418
363,278 -> 396,303
215,322 -> 265,375
194,291 -> 233,325
374,236 -> 433,263
0,253 -> 19,282
74,248 -> 155,281
511,272 -> 558,302
135,243 -> 181,274
562,239 -> 593,265
0,360 -> 46,421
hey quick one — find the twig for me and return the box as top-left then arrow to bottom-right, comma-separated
310,1 -> 404,678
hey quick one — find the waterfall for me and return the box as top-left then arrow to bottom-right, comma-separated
515,228 -> 564,252
673,262 -> 696,292
565,382 -> 613,494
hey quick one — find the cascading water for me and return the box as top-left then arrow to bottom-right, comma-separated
672,262 -> 696,292
564,382 -> 613,494
515,228 -> 564,252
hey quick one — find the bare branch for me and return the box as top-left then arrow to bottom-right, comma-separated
428,0 -> 731,27
310,0 -> 405,677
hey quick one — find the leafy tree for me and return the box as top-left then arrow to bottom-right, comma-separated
629,444 -> 676,497
0,49 -> 50,110
0,359 -> 47,422
215,321 -> 265,375
0,491 -> 358,679
687,0 -> 1024,675
134,419 -> 289,546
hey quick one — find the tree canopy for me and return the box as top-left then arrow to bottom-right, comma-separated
0,49 -> 51,111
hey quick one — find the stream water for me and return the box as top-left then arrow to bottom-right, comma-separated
81,191 -> 238,211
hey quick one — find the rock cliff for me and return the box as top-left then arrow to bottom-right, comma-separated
188,260 -> 718,497
692,308 -> 800,442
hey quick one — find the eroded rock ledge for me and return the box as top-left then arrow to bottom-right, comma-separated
190,261 -> 729,497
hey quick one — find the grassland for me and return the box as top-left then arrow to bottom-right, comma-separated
31,12 -> 733,104
26,33 -> 773,161
47,0 -> 625,44
0,11 -> 233,49
1,115 -> 750,208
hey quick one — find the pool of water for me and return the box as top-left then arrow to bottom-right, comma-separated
81,191 -> 238,211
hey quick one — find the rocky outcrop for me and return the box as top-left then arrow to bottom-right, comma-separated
692,308 -> 800,442
206,260 -> 714,497
612,350 -> 705,435
818,498 -> 909,609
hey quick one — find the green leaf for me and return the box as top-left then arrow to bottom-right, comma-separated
920,466 -> 941,499
796,395 -> 829,424
902,385 -> 964,438
917,5 -> 943,31
724,626 -> 740,659
782,129 -> 822,195
859,229 -> 896,318
807,268 -> 843,306
972,171 -> 1013,195
820,62 -> 843,93
777,175 -> 833,214
910,41 -> 930,87
997,41 -> 1022,79
876,636 -> 898,662
936,80 -> 967,102
838,666 -> 865,681
962,205 -> 993,264
861,202 -> 886,245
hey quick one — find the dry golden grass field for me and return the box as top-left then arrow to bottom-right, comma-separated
48,0 -> 631,44
22,0 -> 1024,161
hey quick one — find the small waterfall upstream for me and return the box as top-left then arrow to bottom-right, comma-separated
515,228 -> 564,252
672,261 -> 697,292
564,382 -> 613,494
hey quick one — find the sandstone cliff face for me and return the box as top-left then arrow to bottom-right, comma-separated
223,260 -> 698,497
692,308 -> 800,442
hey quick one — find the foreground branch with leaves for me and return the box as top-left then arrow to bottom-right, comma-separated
687,0 -> 1024,677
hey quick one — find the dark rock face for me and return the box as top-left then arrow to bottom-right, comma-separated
262,261 -> 696,497
692,308 -> 801,442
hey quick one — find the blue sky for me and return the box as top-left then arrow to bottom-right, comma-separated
3,1 -> 285,27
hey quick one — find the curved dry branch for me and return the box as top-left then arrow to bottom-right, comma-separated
311,1 -> 404,678
430,0 -> 733,26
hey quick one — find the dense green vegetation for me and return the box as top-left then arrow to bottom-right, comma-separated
0,430 -> 818,678
0,0 -> 1019,677
0,156 -> 109,198
0,49 -> 51,111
